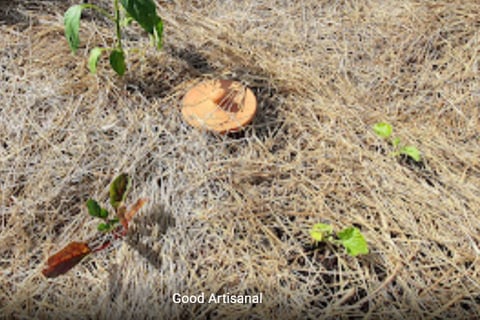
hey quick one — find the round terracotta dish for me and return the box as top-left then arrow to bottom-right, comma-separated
181,79 -> 257,133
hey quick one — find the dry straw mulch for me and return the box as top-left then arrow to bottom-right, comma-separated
1,0 -> 479,319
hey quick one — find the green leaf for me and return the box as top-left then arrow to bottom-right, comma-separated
97,223 -> 110,232
154,19 -> 163,49
87,199 -> 109,219
337,227 -> 369,257
373,122 -> 393,139
310,223 -> 334,242
110,173 -> 131,210
99,208 -> 109,219
88,47 -> 103,74
119,0 -> 163,39
109,50 -> 126,76
86,199 -> 102,217
400,145 -> 421,162
64,5 -> 84,54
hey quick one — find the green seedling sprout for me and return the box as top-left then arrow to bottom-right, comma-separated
373,122 -> 421,162
87,198 -> 120,232
336,227 -> 369,257
86,173 -> 131,232
310,223 -> 369,257
310,223 -> 334,242
42,173 -> 147,278
64,0 -> 163,75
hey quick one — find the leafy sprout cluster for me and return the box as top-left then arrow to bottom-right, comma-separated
87,173 -> 131,232
64,0 -> 163,75
373,122 -> 421,162
310,223 -> 369,257
42,173 -> 145,278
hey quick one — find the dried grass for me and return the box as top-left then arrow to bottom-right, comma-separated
1,0 -> 479,319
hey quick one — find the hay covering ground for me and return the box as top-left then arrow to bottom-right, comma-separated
1,0 -> 479,318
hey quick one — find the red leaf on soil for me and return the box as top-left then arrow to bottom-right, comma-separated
42,242 -> 91,278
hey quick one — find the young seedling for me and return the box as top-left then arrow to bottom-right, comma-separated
310,223 -> 369,257
64,0 -> 163,76
373,122 -> 421,162
42,173 -> 147,278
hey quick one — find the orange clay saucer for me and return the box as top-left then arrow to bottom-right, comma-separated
181,79 -> 257,133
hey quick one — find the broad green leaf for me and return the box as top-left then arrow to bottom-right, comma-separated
109,50 -> 126,76
86,199 -> 102,217
400,145 -> 421,162
120,0 -> 163,38
373,122 -> 393,139
110,173 -> 131,209
88,47 -> 103,74
337,227 -> 369,256
64,5 -> 84,54
310,223 -> 334,242
97,223 -> 110,232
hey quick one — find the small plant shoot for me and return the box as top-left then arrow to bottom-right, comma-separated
42,173 -> 147,278
310,223 -> 334,242
399,145 -> 421,162
373,122 -> 422,162
336,227 -> 369,256
372,122 -> 393,139
64,0 -> 163,75
310,223 -> 369,257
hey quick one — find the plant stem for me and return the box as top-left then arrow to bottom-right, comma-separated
113,0 -> 123,50
82,3 -> 115,21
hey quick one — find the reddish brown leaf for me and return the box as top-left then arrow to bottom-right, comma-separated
125,198 -> 147,222
118,198 -> 147,230
42,242 -> 91,278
